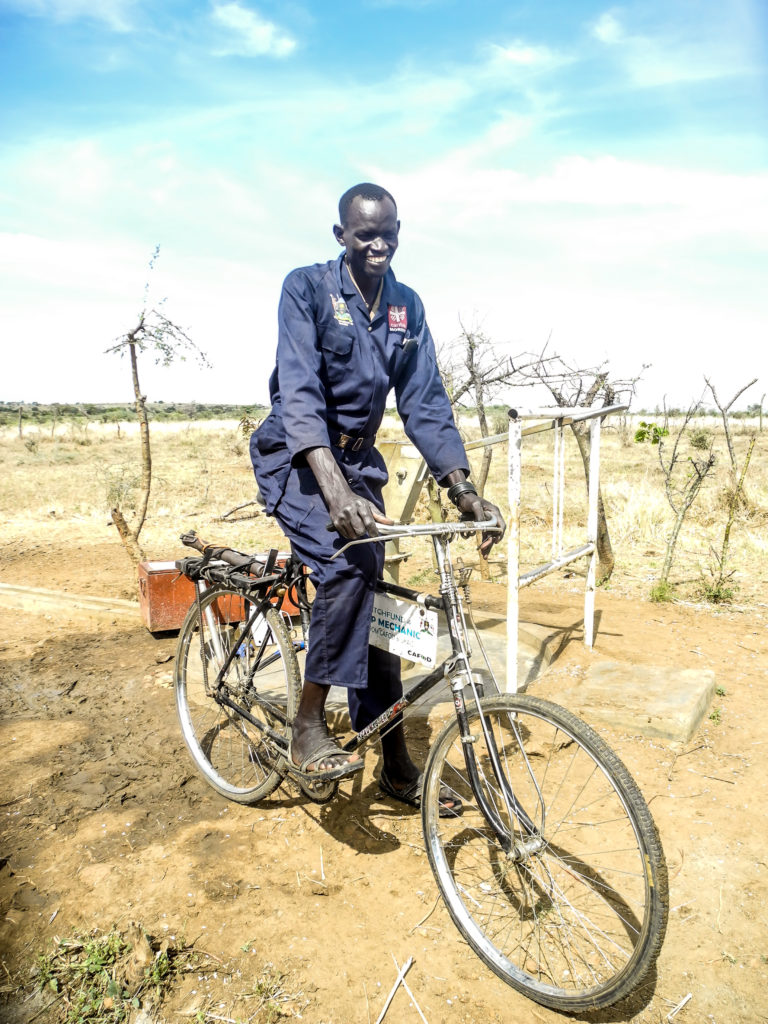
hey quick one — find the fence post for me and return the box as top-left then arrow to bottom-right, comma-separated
506,412 -> 522,693
504,404 -> 625,687
584,415 -> 601,647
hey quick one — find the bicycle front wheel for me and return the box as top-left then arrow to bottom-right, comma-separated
175,587 -> 302,804
421,694 -> 668,1011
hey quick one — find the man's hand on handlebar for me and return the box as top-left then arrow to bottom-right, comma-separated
303,446 -> 393,540
329,493 -> 393,540
455,491 -> 506,558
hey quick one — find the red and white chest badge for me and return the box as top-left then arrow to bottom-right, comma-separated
388,305 -> 407,333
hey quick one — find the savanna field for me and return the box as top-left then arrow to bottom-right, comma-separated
1,411 -> 767,1024
2,411 -> 766,605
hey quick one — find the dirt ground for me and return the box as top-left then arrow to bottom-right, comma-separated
1,522 -> 767,1024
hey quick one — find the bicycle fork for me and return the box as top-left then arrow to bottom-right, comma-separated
434,534 -> 543,860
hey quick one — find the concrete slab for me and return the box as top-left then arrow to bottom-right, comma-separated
327,609 -> 564,716
556,661 -> 717,743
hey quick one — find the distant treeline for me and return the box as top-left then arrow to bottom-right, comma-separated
2,400 -> 762,430
2,402 -> 270,427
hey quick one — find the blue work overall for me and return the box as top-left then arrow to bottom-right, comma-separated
250,254 -> 468,731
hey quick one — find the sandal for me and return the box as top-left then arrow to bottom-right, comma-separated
287,736 -> 364,782
379,769 -> 463,818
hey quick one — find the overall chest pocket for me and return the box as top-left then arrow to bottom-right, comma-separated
318,322 -> 355,383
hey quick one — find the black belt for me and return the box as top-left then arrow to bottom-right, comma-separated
330,430 -> 377,452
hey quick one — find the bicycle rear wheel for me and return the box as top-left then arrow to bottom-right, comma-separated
421,694 -> 668,1011
175,586 -> 302,804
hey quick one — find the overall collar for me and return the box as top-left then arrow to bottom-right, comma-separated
343,257 -> 383,320
335,252 -> 402,320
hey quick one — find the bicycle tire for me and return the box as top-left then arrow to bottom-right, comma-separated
421,694 -> 668,1011
175,586 -> 302,804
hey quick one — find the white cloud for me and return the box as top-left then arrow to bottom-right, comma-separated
491,40 -> 562,68
590,5 -> 760,87
3,139 -> 767,409
517,156 -> 768,219
210,1 -> 296,58
374,147 -> 768,411
1,19 -> 765,408
592,10 -> 625,45
0,0 -> 138,31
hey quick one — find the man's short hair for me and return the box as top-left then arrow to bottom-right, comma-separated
338,183 -> 397,225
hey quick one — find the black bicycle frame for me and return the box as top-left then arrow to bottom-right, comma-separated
193,555 -> 538,850
197,581 -> 293,746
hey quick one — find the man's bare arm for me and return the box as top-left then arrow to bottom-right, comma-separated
305,447 -> 391,540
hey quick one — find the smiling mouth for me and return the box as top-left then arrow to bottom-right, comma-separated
366,254 -> 389,264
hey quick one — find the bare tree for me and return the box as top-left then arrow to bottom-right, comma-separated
438,321 -> 533,497
438,324 -> 542,579
704,435 -> 756,602
653,399 -> 716,600
105,246 -> 209,565
435,323 -> 538,578
704,376 -> 757,471
698,375 -> 759,602
511,345 -> 647,583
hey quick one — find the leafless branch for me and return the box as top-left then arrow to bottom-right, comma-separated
216,500 -> 263,522
655,396 -> 716,589
106,246 -> 207,569
507,344 -> 648,581
704,376 -> 757,470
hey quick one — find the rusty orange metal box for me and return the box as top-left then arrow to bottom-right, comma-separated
138,556 -> 302,632
138,560 -> 197,632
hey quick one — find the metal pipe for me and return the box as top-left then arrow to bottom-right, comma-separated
507,403 -> 628,421
517,543 -> 595,588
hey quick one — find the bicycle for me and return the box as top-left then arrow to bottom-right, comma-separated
172,519 -> 668,1012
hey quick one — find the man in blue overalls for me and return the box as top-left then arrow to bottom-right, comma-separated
251,183 -> 504,808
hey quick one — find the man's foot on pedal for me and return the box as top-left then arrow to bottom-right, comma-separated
288,717 -> 362,781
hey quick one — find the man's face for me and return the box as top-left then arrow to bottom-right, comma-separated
333,196 -> 399,284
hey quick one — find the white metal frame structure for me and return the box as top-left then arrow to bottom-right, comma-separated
506,404 -> 627,693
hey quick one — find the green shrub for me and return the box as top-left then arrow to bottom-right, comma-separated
649,580 -> 674,602
634,421 -> 669,445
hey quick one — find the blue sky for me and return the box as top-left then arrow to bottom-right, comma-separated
1,0 -> 766,409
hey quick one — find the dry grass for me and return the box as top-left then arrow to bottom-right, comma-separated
2,414 -> 766,607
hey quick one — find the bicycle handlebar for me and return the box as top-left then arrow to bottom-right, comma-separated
379,516 -> 498,536
328,516 -> 500,560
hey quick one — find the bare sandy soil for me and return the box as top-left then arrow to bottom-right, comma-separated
2,524 -> 767,1024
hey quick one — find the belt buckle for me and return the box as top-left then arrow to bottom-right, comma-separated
352,436 -> 365,452
337,433 -> 351,449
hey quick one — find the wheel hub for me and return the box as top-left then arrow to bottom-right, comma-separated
507,835 -> 545,863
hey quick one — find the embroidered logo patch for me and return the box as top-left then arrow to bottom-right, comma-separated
330,293 -> 353,326
388,305 -> 407,333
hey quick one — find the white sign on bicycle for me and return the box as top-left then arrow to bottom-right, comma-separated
369,593 -> 438,667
